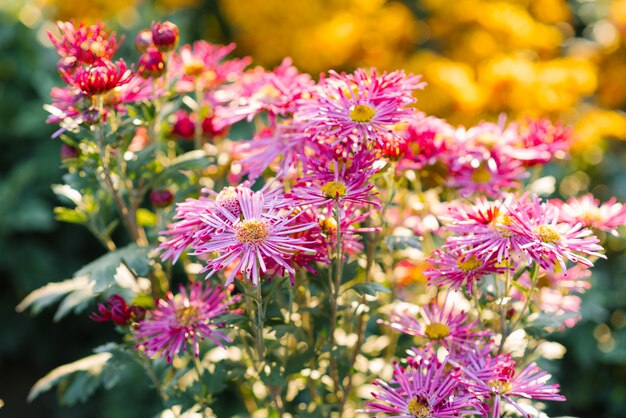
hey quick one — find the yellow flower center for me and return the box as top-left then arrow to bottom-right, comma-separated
457,255 -> 482,272
534,224 -> 561,244
471,164 -> 492,184
320,180 -> 348,199
407,397 -> 431,418
184,60 -> 206,76
491,213 -> 513,237
476,133 -> 500,148
424,322 -> 450,340
349,104 -> 376,123
488,379 -> 513,394
319,216 -> 337,232
235,219 -> 270,245
175,305 -> 201,327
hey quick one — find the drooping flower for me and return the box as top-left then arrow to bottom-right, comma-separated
134,282 -> 240,363
295,68 -> 425,147
62,59 -> 133,95
383,295 -> 491,353
90,294 -> 144,325
365,352 -> 484,417
460,352 -> 565,418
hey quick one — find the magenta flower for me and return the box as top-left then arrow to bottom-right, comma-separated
62,59 -> 132,95
383,295 -> 492,353
134,282 -> 240,363
48,21 -> 121,69
90,294 -> 144,326
191,188 -> 316,286
426,247 -> 509,294
365,353 -> 484,417
295,68 -> 424,146
460,352 -> 565,418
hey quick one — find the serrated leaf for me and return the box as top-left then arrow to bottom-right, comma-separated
28,352 -> 112,403
525,312 -> 580,338
16,276 -> 94,316
76,244 -> 151,292
348,282 -> 391,296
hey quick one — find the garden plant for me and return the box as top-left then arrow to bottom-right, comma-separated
18,19 -> 626,418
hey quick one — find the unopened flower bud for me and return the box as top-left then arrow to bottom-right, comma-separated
138,47 -> 166,79
82,107 -> 101,125
135,29 -> 154,53
60,143 -> 79,160
151,21 -> 179,52
172,111 -> 195,139
150,189 -> 174,208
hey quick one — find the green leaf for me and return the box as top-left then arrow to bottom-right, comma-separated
153,150 -> 214,184
16,276 -> 94,320
384,235 -> 422,251
28,352 -> 112,403
76,244 -> 151,292
347,282 -> 391,296
136,208 -> 157,227
54,207 -> 88,224
525,312 -> 580,338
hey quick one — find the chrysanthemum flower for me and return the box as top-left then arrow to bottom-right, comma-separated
460,352 -> 565,418
383,295 -> 491,353
170,41 -> 250,93
48,21 -> 121,69
134,282 -> 240,363
426,248 -> 509,294
442,195 -> 533,264
555,194 -> 626,237
62,59 -> 133,95
295,68 -> 424,147
159,184 -> 285,263
507,196 -> 605,270
365,353 -> 484,417
507,118 -> 571,166
192,189 -> 316,286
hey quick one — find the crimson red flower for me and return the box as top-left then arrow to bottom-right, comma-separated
138,48 -> 166,79
90,294 -> 143,326
62,59 -> 133,95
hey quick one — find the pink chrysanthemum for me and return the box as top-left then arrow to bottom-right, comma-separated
159,184 -> 285,263
460,352 -> 565,418
191,189 -> 316,286
442,195 -> 533,264
426,248 -> 509,294
169,41 -> 250,93
507,195 -> 605,270
48,21 -> 121,70
554,194 -> 626,237
507,118 -> 571,166
383,295 -> 491,353
365,353 -> 484,417
134,282 -> 240,363
295,68 -> 425,147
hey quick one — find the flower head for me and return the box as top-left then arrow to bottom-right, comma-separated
295,68 -> 424,147
134,282 -> 240,363
62,59 -> 133,95
90,294 -> 144,325
48,21 -> 121,69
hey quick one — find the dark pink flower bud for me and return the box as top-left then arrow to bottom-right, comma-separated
90,294 -> 140,326
151,21 -> 179,52
202,115 -> 226,138
60,143 -> 79,160
135,29 -> 154,53
150,189 -> 174,208
138,47 -> 166,79
172,111 -> 195,139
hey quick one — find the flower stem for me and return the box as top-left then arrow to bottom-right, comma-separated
328,200 -> 344,405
